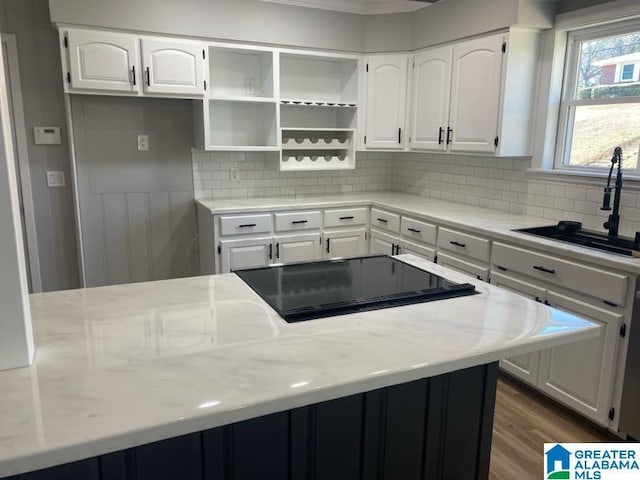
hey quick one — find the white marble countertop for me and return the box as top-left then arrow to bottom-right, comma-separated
196,192 -> 640,273
0,256 -> 598,477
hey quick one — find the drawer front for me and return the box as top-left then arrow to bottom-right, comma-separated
274,210 -> 322,232
219,214 -> 272,236
324,207 -> 369,228
492,242 -> 628,306
371,208 -> 400,233
437,252 -> 488,281
401,217 -> 437,245
437,228 -> 490,263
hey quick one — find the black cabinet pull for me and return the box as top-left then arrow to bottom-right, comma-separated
339,216 -> 354,220
446,127 -> 453,145
449,240 -> 466,248
291,220 -> 308,224
396,245 -> 400,255
533,265 -> 556,274
145,66 -> 150,86
276,243 -> 280,259
407,228 -> 421,233
238,223 -> 257,228
535,296 -> 541,303
268,244 -> 273,260
131,66 -> 136,86
496,265 -> 507,271
326,238 -> 330,253
438,127 -> 444,145
544,300 -> 551,306
398,127 -> 402,144
377,218 -> 388,223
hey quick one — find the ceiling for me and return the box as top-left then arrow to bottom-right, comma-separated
258,0 -> 432,15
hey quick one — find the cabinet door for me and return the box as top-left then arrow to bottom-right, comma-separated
324,229 -> 367,259
274,234 -> 321,264
219,237 -> 272,273
141,38 -> 206,96
369,230 -> 398,256
436,252 -> 488,281
399,239 -> 435,262
539,291 -> 622,426
490,271 -> 546,386
410,47 -> 452,151
449,34 -> 504,153
364,55 -> 408,150
67,29 -> 140,93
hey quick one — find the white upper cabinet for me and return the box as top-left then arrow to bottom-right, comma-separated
141,38 -> 206,96
364,54 -> 409,150
410,47 -> 452,151
449,34 -> 504,153
66,29 -> 140,94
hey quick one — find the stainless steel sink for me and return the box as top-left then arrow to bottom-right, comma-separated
514,222 -> 639,257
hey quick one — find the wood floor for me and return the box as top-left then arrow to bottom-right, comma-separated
489,374 -> 617,480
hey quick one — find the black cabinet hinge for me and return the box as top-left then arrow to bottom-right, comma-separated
609,407 -> 615,421
366,63 -> 369,73
502,42 -> 506,53
63,36 -> 68,48
66,72 -> 71,84
494,136 -> 499,147
217,245 -> 221,255
202,49 -> 206,60
620,323 -> 627,338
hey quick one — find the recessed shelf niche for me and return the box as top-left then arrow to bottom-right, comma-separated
209,45 -> 274,99
206,100 -> 278,150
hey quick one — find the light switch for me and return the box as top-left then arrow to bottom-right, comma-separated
137,134 -> 149,151
34,127 -> 61,145
46,171 -> 65,188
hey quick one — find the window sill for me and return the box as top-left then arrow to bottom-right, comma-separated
527,168 -> 640,192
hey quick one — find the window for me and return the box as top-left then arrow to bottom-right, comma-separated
620,63 -> 635,81
556,23 -> 640,172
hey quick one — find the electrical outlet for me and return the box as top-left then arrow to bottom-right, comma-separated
137,134 -> 149,151
245,78 -> 255,95
230,168 -> 240,184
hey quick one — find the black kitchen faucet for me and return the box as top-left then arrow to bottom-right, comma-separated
601,146 -> 623,237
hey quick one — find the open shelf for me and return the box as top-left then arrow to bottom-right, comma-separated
280,154 -> 354,171
281,127 -> 355,132
281,99 -> 357,108
280,53 -> 358,103
282,137 -> 350,150
209,46 -> 274,99
207,100 -> 277,149
211,95 -> 276,103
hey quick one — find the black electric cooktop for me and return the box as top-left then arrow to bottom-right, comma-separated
235,255 -> 478,323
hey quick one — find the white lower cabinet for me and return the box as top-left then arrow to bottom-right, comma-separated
489,247 -> 628,427
437,252 -> 489,281
539,291 -> 622,426
324,229 -> 367,259
400,239 -> 435,262
274,233 -> 321,264
369,229 -> 399,256
490,271 -> 545,385
219,236 -> 273,273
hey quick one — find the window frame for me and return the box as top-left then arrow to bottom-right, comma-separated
554,19 -> 640,174
619,63 -> 635,82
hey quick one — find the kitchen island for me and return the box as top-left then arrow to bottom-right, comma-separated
0,256 -> 598,480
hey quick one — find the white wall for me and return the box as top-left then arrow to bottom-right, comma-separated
49,0 -> 366,52
0,33 -> 34,370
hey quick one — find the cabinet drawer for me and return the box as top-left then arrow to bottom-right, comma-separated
492,243 -> 628,306
437,228 -> 490,263
274,210 -> 322,232
437,252 -> 488,281
490,271 -> 546,301
401,217 -> 436,245
324,207 -> 369,228
219,214 -> 272,236
371,208 -> 400,233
